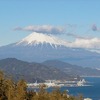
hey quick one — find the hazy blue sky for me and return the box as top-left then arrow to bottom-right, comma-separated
0,0 -> 100,46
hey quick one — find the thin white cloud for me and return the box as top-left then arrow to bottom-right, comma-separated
14,25 -> 65,35
69,37 -> 100,49
13,24 -> 100,50
66,33 -> 92,39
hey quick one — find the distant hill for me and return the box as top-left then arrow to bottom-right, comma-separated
42,60 -> 100,76
0,58 -> 73,82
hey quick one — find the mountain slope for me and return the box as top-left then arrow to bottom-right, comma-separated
42,60 -> 100,76
0,58 -> 72,82
0,32 -> 100,67
16,32 -> 67,47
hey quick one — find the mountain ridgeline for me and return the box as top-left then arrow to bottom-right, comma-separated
0,32 -> 100,68
0,58 -> 100,82
0,58 -> 73,82
42,60 -> 100,76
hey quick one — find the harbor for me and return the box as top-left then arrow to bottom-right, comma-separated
27,78 -> 88,88
27,78 -> 94,100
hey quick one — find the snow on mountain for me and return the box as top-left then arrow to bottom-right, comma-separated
10,32 -> 100,53
0,32 -> 100,68
16,32 -> 68,48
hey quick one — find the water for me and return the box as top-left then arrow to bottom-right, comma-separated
60,77 -> 100,100
29,77 -> 100,100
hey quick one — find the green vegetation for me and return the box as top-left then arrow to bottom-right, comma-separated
0,71 -> 83,100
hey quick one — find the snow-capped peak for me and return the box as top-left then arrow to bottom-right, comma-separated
16,32 -> 68,47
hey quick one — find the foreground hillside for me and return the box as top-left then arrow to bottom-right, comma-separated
0,71 -> 83,100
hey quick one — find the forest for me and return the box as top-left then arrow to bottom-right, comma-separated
0,71 -> 83,100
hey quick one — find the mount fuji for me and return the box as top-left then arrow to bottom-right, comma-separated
0,32 -> 100,68
16,32 -> 68,47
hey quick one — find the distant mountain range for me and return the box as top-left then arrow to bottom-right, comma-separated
0,58 -> 100,83
0,58 -> 72,82
42,60 -> 100,76
0,32 -> 100,68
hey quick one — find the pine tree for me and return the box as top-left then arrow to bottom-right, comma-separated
15,79 -> 27,100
